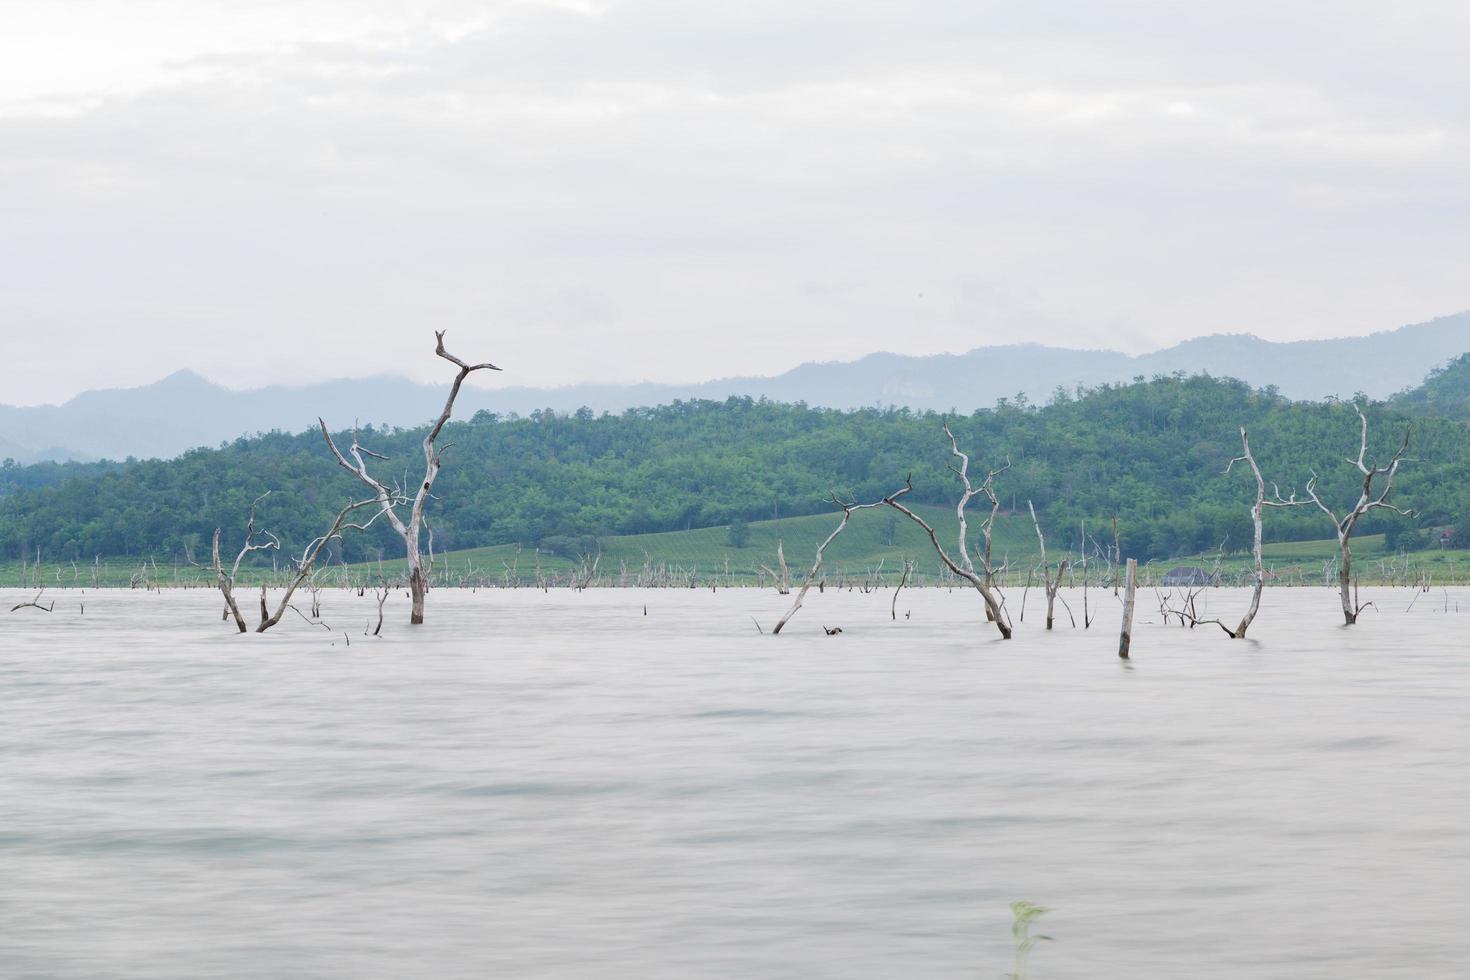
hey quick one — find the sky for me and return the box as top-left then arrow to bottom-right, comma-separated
2,0 -> 1468,405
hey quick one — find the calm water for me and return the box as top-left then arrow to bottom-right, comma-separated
2,585 -> 1468,979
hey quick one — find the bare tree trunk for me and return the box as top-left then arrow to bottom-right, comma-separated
939,423 -> 1011,625
773,496 -> 884,634
212,493 -> 278,634
886,477 -> 1010,639
257,496 -> 388,633
213,530 -> 249,633
408,537 -> 427,624
321,331 -> 499,626
1162,428 -> 1303,639
1338,540 -> 1355,625
1299,406 -> 1414,627
1118,558 -> 1137,659
891,558 -> 912,621
1027,500 -> 1066,630
374,586 -> 388,636
1227,427 -> 1280,639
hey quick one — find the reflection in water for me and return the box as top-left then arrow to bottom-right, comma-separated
2,587 -> 1467,979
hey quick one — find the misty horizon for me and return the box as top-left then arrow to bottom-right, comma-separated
6,314 -> 1467,409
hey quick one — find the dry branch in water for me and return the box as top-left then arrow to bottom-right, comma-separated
1296,407 -> 1414,625
1027,500 -> 1068,630
373,586 -> 389,636
944,423 -> 1010,622
1222,427 -> 1308,637
772,492 -> 890,634
212,492 -> 279,633
321,331 -> 500,625
759,542 -> 793,594
1161,427 -> 1305,639
214,493 -> 393,633
10,590 -> 53,613
256,496 -> 391,633
885,471 -> 1011,639
891,557 -> 913,621
1118,558 -> 1138,658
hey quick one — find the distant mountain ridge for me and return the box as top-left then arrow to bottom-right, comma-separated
3,312 -> 1467,463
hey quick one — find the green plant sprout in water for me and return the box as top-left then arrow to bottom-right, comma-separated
1005,900 -> 1052,980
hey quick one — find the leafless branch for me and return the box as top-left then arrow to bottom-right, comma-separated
1293,406 -> 1416,624
319,331 -> 499,624
885,475 -> 1011,638
772,492 -> 887,634
9,590 -> 53,613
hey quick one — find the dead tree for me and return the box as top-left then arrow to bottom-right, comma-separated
214,494 -> 390,633
759,542 -> 793,594
943,423 -> 1010,621
885,475 -> 1011,639
573,547 -> 602,591
321,331 -> 500,624
1118,558 -> 1137,658
1027,500 -> 1069,630
1220,427 -> 1309,638
1301,407 -> 1414,625
1160,428 -> 1305,639
373,585 -> 389,636
891,557 -> 913,621
255,496 -> 390,633
212,492 -> 279,633
773,493 -> 887,634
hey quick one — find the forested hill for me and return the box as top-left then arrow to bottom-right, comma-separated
1,374 -> 1467,564
1392,353 -> 1470,420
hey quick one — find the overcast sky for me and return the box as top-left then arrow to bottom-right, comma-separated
3,1 -> 1468,405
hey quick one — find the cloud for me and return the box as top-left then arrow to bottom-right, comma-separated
1,0 -> 1468,403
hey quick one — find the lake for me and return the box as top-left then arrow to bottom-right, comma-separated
2,585 -> 1467,979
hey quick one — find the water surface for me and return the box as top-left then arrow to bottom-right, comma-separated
2,586 -> 1467,979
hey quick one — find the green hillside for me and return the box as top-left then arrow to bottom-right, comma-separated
1392,352 -> 1470,421
4,372 -> 1469,576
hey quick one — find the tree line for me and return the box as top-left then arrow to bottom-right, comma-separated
2,373 -> 1468,567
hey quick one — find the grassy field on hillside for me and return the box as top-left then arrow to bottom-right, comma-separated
8,506 -> 1466,590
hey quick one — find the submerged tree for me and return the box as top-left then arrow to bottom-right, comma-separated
320,331 -> 500,624
1300,406 -> 1414,625
1220,426 -> 1312,638
213,492 -> 392,633
1027,500 -> 1068,630
882,431 -> 1011,643
1164,427 -> 1300,638
938,423 -> 1011,619
772,490 -> 894,634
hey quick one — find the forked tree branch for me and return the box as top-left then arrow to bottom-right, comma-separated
772,491 -> 888,634
318,331 -> 500,624
885,475 -> 1011,639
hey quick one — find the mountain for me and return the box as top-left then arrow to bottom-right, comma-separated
3,313 -> 1467,463
0,370 -> 461,465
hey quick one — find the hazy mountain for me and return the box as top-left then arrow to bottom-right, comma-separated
3,313 -> 1467,463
